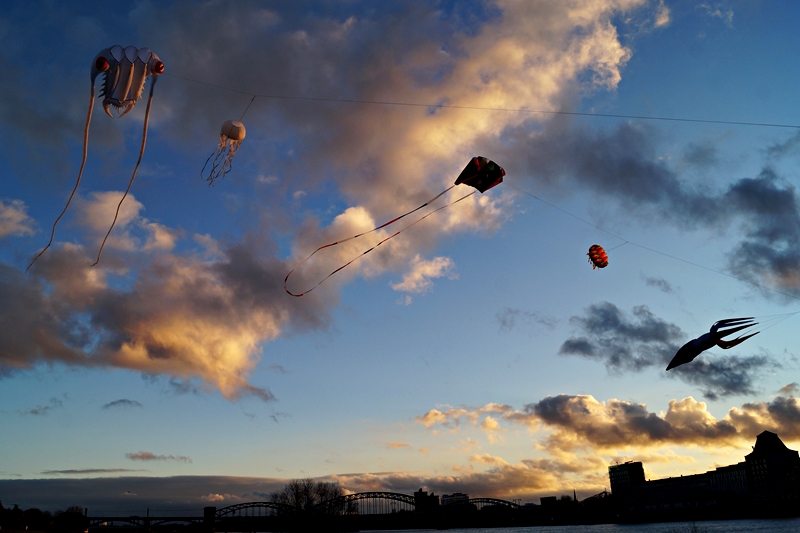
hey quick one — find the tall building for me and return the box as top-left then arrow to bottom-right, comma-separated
745,430 -> 800,502
608,461 -> 645,494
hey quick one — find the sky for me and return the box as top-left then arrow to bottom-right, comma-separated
3,0 -> 800,513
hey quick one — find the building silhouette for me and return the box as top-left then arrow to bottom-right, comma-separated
608,430 -> 800,518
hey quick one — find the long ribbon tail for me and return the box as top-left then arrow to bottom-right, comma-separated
92,78 -> 157,266
285,188 -> 475,297
27,83 -> 96,272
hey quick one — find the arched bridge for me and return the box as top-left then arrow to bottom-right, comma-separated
87,491 -> 523,527
447,497 -> 521,510
216,501 -> 291,517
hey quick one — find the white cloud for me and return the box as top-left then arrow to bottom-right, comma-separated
0,199 -> 35,238
390,255 -> 456,294
654,0 -> 670,28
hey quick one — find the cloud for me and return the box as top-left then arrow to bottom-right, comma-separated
420,387 -> 800,452
390,255 -> 456,294
498,118 -> 800,300
387,442 -> 412,449
415,403 -> 514,430
0,199 -> 35,238
641,275 -> 676,294
0,476 -> 287,511
653,0 -> 670,28
558,302 -> 775,398
496,307 -> 558,332
1,0 -> 652,399
20,397 -> 63,416
2,235 -> 313,401
697,3 -> 734,26
201,493 -> 231,502
11,383 -> 800,507
102,399 -> 143,410
126,452 -> 192,463
41,469 -> 146,475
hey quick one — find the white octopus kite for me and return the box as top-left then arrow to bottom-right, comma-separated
27,45 -> 164,271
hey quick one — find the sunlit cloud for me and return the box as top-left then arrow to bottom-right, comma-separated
390,255 -> 456,295
1,0 -> 655,403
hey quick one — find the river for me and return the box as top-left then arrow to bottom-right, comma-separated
362,517 -> 800,532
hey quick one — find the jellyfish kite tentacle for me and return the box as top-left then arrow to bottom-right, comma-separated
202,120 -> 246,186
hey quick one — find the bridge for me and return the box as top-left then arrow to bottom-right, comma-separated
87,491 -> 522,529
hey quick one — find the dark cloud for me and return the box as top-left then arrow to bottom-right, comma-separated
266,364 -> 288,374
126,452 -> 192,464
499,121 -> 722,227
491,118 -> 800,299
496,307 -> 557,332
41,469 -> 145,475
102,399 -> 142,410
668,352 -> 776,400
723,168 -> 800,297
20,397 -> 63,416
558,302 -> 681,371
765,130 -> 800,160
642,275 -> 676,294
558,302 -> 774,398
0,476 -> 287,512
682,141 -> 719,168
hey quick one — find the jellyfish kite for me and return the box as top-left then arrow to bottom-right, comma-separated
27,45 -> 164,271
202,119 -> 247,186
666,317 -> 760,370
284,156 -> 505,296
587,244 -> 609,269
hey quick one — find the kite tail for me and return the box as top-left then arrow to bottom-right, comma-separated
92,78 -> 157,267
27,83 -> 96,272
284,187 -> 474,297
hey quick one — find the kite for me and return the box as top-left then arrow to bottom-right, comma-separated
587,244 -> 608,269
666,317 -> 759,370
27,45 -> 164,271
202,119 -> 247,186
284,156 -> 505,297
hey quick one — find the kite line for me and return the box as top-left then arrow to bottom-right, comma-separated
284,185 -> 474,297
164,72 -> 800,129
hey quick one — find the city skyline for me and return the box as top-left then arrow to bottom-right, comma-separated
3,0 -> 800,512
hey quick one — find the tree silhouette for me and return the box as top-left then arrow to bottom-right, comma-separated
269,478 -> 348,515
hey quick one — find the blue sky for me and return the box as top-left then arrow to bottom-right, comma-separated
3,0 -> 800,512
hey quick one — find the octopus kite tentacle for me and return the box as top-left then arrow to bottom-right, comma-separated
92,78 -> 158,267
284,185 -> 474,297
26,83 -> 96,272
